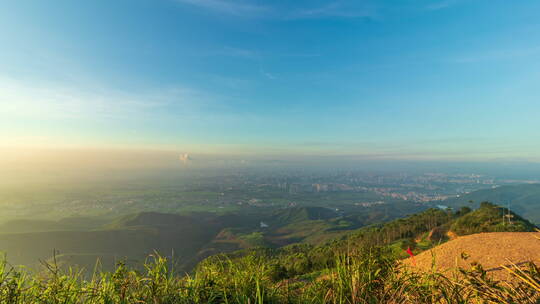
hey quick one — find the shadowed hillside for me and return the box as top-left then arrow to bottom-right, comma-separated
0,206 -> 384,273
0,212 -> 224,272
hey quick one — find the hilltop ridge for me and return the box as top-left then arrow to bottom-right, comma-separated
445,183 -> 540,224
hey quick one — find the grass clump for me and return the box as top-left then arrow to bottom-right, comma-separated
0,248 -> 538,304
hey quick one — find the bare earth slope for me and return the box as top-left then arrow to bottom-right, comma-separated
404,232 -> 540,280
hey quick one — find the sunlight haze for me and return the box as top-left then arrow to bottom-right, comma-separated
2,0 -> 539,161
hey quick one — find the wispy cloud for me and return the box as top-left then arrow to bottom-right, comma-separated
0,75 -> 209,121
174,0 -> 377,19
279,53 -> 322,58
221,46 -> 259,58
289,2 -> 377,19
174,0 -> 268,16
206,47 -> 322,59
425,0 -> 460,11
259,68 -> 276,80
452,45 -> 540,63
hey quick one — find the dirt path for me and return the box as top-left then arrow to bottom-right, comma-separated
403,232 -> 540,280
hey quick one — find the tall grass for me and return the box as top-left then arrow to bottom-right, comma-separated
0,250 -> 538,303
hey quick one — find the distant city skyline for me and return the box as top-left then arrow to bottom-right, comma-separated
1,0 -> 540,161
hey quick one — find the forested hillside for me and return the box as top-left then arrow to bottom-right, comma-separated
445,183 -> 540,224
202,202 -> 536,280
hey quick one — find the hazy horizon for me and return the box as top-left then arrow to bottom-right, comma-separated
3,146 -> 540,189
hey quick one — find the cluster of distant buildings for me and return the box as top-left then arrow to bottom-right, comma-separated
276,182 -> 356,194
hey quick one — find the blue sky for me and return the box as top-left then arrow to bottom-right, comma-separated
1,0 -> 540,160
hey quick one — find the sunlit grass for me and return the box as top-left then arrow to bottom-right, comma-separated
0,248 -> 538,303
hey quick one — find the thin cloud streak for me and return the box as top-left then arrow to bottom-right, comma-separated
174,0 -> 268,15
174,0 -> 377,19
289,2 -> 377,19
173,0 -> 461,20
452,45 -> 540,63
0,75 -> 209,121
221,46 -> 259,58
425,0 -> 460,11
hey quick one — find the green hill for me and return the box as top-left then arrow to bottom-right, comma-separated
450,201 -> 536,235
444,183 -> 540,224
267,207 -> 338,225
